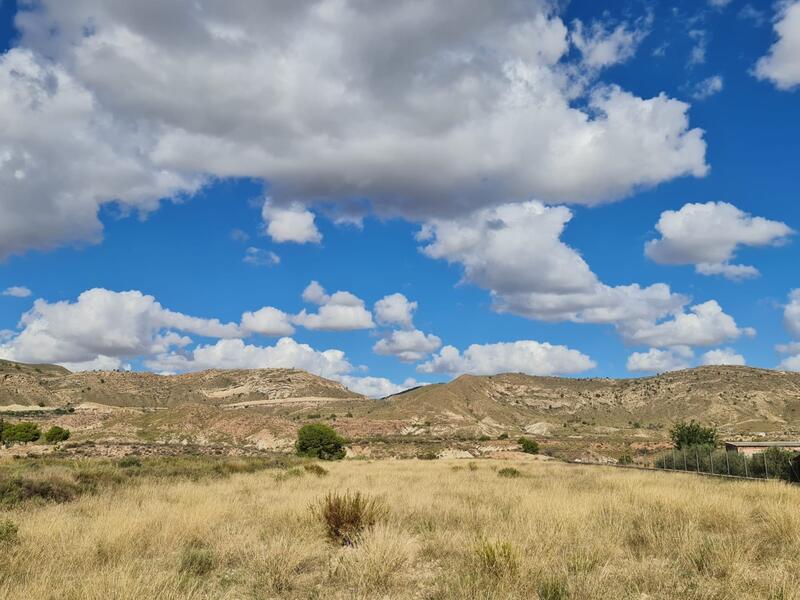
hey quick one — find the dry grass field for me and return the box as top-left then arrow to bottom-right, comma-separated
1,458 -> 799,599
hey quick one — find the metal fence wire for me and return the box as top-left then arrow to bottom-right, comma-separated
641,446 -> 800,483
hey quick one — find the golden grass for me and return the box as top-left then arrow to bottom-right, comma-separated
1,459 -> 799,599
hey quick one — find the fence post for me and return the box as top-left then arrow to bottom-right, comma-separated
726,451 -> 730,476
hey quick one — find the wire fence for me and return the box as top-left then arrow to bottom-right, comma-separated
614,446 -> 800,484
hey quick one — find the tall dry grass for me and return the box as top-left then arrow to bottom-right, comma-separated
1,459 -> 799,599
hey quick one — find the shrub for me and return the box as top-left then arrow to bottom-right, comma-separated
315,491 -> 387,546
1,422 -> 41,445
478,435 -> 491,442
179,545 -> 214,576
618,453 -> 634,466
295,423 -> 346,460
498,467 -> 521,478
517,437 -> 539,454
0,519 -> 18,546
416,451 -> 437,460
473,540 -> 518,577
497,433 -> 509,440
118,456 -> 142,468
303,463 -> 328,477
670,421 -> 717,449
44,426 -> 70,444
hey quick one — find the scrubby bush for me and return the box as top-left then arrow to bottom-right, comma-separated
498,467 -> 521,478
473,540 -> 518,577
670,421 -> 717,449
517,437 -> 539,454
315,491 -> 386,546
0,519 -> 18,546
416,451 -> 437,460
618,453 -> 634,465
295,423 -> 346,460
303,463 -> 329,477
1,422 -> 41,445
44,426 -> 70,444
179,545 -> 214,576
117,456 -> 142,468
497,433 -> 509,440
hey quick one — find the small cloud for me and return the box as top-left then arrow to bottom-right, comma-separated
2,286 -> 32,298
691,75 -> 724,100
738,4 -> 766,26
707,0 -> 732,9
243,247 -> 280,267
688,30 -> 707,66
231,229 -> 250,243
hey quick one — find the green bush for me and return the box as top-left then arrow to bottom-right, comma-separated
1,422 -> 41,445
498,467 -> 521,478
416,451 -> 438,460
618,453 -> 634,466
295,423 -> 346,460
117,456 -> 142,468
314,491 -> 386,546
669,421 -> 717,449
179,545 -> 214,576
0,519 -> 18,546
497,433 -> 509,440
517,437 -> 539,454
44,426 -> 70,444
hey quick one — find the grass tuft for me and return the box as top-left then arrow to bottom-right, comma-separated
315,491 -> 387,546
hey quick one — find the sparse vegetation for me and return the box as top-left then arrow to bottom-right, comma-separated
1,459 -> 797,598
669,420 -> 718,449
517,437 -> 539,454
295,423 -> 346,460
498,467 -> 521,478
303,463 -> 328,477
0,519 -> 18,546
1,421 -> 41,445
315,490 -> 387,546
43,425 -> 70,444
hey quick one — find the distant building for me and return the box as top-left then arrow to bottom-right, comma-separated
724,441 -> 800,456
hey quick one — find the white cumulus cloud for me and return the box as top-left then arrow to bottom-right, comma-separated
373,329 -> 442,362
261,200 -> 322,244
755,1 -> 800,89
627,347 -> 693,373
240,307 -> 295,337
374,293 -> 417,329
1,1 -> 708,257
294,283 -> 374,331
701,348 -> 746,366
2,286 -> 32,298
418,340 -> 595,376
645,202 -> 793,280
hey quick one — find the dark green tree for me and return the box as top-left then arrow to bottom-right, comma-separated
295,423 -> 346,460
517,437 -> 540,454
1,422 -> 41,445
44,426 -> 70,444
669,420 -> 717,449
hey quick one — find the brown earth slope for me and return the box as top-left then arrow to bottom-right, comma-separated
369,366 -> 800,433
0,361 -> 362,408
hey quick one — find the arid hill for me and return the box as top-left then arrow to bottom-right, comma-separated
0,360 -> 361,408
369,366 -> 800,433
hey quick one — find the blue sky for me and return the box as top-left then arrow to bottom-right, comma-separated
1,0 -> 800,396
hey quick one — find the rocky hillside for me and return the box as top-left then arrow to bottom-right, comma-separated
0,360 -> 362,408
371,366 -> 800,432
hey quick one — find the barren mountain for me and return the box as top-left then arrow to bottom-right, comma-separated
0,360 -> 361,408
370,366 -> 800,433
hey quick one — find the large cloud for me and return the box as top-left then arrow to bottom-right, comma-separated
145,337 -> 351,378
0,49 -> 201,259
373,329 -> 442,363
645,202 -> 793,280
755,1 -> 800,90
418,340 -> 595,376
0,288 -> 239,366
1,1 -> 708,257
